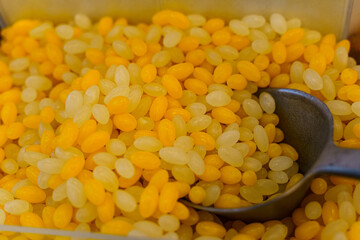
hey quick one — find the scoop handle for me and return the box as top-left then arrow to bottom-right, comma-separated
313,143 -> 360,178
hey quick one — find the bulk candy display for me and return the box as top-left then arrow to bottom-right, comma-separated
0,9 -> 358,240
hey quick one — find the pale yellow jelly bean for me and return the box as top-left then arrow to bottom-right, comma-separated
159,147 -> 189,165
0,188 -> 14,205
113,189 -> 137,212
4,199 -> 30,215
218,146 -> 244,167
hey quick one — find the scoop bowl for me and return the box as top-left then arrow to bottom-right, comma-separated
183,88 -> 360,222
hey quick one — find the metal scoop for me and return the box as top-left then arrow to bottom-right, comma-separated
184,88 -> 360,222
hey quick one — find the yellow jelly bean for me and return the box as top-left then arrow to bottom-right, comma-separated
309,53 -> 326,75
20,211 -> 44,228
42,206 -> 55,228
220,166 -> 242,184
294,221 -> 320,240
196,221 -> 226,238
53,203 -> 73,229
238,222 -> 265,239
1,102 -> 17,125
237,61 -> 261,82
130,151 -> 161,170
272,41 -> 287,64
179,36 -> 199,52
0,75 -> 13,93
211,107 -> 237,124
168,11 -> 190,30
60,155 -> 85,180
203,18 -> 225,34
81,69 -> 100,91
113,113 -> 137,132
149,96 -> 168,121
286,43 -> 305,62
189,186 -> 206,204
131,38 -> 147,57
106,96 -> 130,115
348,221 -> 360,240
86,48 -> 105,65
148,169 -> 169,191
97,192 -> 115,223
141,64 -> 157,84
214,193 -> 242,208
322,201 -> 339,225
254,54 -> 270,71
242,170 -> 257,186
6,122 -> 25,140
184,78 -> 208,95
161,74 -> 183,99
46,43 -> 63,65
167,62 -> 194,80
190,132 -> 215,151
15,185 -> 46,203
97,16 -> 113,36
139,185 -> 159,218
81,131 -> 110,153
100,219 -> 133,235
57,120 -> 79,149
341,68 -> 358,85
170,202 -> 190,220
198,164 -> 221,181
281,28 -> 305,45
157,119 -> 176,147
159,182 -> 178,213
84,179 -> 105,206
213,62 -> 233,83
165,108 -> 191,122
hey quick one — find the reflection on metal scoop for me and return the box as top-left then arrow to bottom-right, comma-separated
183,88 -> 360,222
